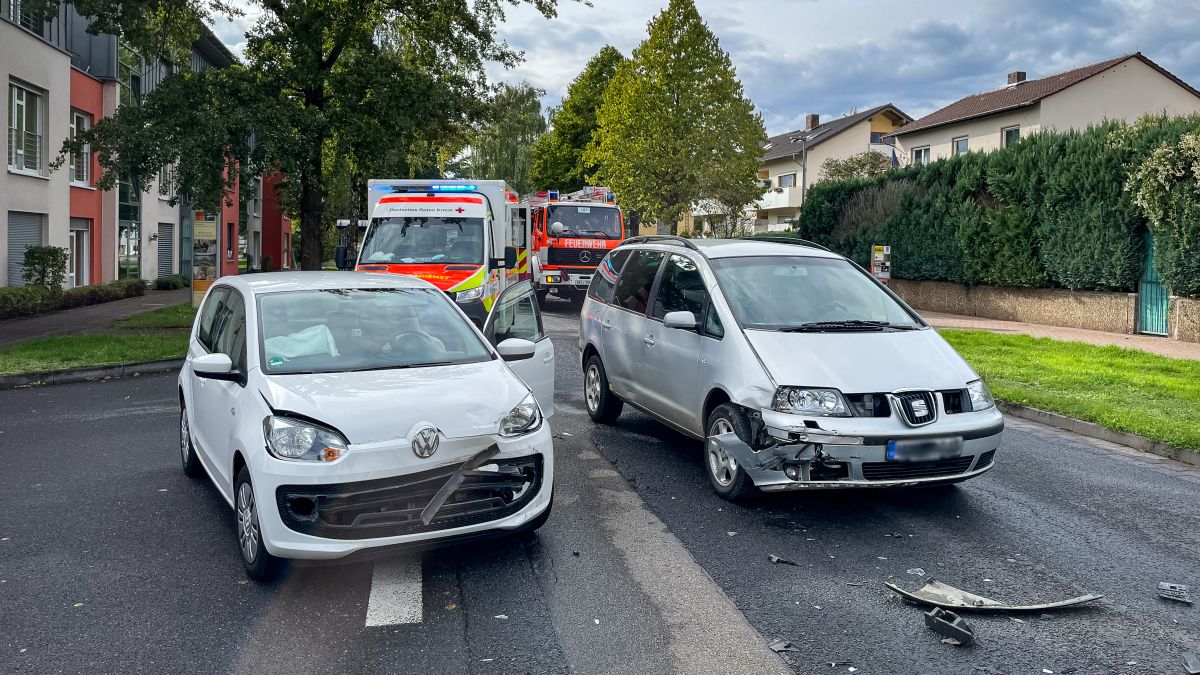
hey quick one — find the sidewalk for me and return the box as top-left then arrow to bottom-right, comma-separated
0,288 -> 190,350
920,310 -> 1200,362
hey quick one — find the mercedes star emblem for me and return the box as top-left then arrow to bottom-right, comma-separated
579,250 -> 593,263
410,425 -> 441,458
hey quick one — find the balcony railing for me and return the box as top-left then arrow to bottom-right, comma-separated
8,128 -> 43,172
755,186 -> 803,211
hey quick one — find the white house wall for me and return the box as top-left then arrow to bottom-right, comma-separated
893,106 -> 1043,163
1039,57 -> 1200,130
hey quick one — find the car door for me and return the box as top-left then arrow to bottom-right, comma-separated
483,280 -> 555,416
642,253 -> 708,428
199,289 -> 250,494
187,286 -> 229,473
606,249 -> 665,405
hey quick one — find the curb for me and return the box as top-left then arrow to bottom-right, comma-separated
997,400 -> 1200,468
0,358 -> 183,391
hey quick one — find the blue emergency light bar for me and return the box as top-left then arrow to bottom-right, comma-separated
431,184 -> 478,191
370,184 -> 479,192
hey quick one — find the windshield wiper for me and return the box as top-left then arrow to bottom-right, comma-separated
345,361 -> 457,373
778,320 -> 916,332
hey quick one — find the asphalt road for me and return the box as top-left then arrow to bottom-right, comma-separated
2,298 -> 1198,675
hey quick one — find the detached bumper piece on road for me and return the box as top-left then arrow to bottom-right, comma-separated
276,453 -> 544,540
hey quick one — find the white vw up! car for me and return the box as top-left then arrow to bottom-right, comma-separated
578,237 -> 1003,501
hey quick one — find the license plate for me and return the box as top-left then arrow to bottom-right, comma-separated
886,437 -> 963,462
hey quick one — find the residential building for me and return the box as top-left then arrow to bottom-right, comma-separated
1,2 -> 291,288
890,52 -> 1200,164
750,104 -> 911,231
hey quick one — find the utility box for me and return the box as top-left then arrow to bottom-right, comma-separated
871,244 -> 892,284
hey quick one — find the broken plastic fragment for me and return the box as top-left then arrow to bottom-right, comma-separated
885,578 -> 1103,612
1158,582 -> 1192,604
494,614 -> 508,620
768,554 -> 799,566
907,568 -> 926,577
1182,652 -> 1200,675
924,607 -> 974,646
768,639 -> 801,653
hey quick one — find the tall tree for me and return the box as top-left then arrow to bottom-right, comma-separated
585,0 -> 764,233
529,45 -> 624,192
56,0 -> 562,270
459,82 -> 547,195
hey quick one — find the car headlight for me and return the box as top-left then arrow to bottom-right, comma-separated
772,387 -> 850,417
263,416 -> 349,462
456,286 -> 485,303
499,392 -> 542,437
966,379 -> 995,411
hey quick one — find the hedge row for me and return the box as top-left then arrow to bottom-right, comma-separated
795,114 -> 1200,297
0,278 -> 148,320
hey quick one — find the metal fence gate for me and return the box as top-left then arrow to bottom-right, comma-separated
1137,231 -> 1169,335
157,223 -> 174,277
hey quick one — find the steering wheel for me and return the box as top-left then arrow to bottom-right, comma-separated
389,331 -> 445,356
810,300 -> 851,321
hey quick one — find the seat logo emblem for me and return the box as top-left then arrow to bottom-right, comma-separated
411,425 -> 441,458
911,399 -> 929,418
579,250 -> 592,263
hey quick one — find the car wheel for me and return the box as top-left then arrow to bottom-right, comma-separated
536,288 -> 549,307
235,467 -> 284,582
705,403 -> 758,502
584,355 -> 623,424
180,402 -> 204,478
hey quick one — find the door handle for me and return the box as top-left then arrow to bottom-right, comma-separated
543,353 -> 554,364
602,320 -> 612,330
642,335 -> 655,346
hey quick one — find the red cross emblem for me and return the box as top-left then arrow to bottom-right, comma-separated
455,207 -> 465,213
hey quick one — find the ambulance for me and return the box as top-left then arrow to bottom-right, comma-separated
525,186 -> 626,305
356,179 -> 531,325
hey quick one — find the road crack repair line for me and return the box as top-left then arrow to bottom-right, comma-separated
365,556 -> 423,626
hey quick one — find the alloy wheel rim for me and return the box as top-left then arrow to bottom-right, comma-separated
237,483 -> 259,564
180,410 -> 190,464
707,418 -> 737,486
585,365 -> 601,412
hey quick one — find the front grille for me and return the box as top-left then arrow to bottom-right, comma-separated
941,389 -> 969,414
894,391 -> 937,426
845,393 -> 891,417
547,247 -> 603,267
276,455 -> 543,540
975,450 -> 996,469
862,456 -> 974,481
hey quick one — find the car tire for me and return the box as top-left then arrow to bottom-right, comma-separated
235,467 -> 284,582
180,402 -> 205,478
584,355 -> 623,424
536,288 -> 549,307
705,403 -> 759,502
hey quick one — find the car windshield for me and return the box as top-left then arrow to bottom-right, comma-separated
710,255 -> 922,331
257,288 -> 492,374
548,204 -> 622,239
360,217 -> 484,264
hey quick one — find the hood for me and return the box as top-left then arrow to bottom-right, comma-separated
744,328 -> 977,393
258,358 -> 529,444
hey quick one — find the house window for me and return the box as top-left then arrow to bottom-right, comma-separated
778,173 -> 797,188
69,111 -> 92,185
1002,126 -> 1020,148
227,222 -> 235,261
8,82 -> 44,174
953,136 -> 969,156
911,147 -> 930,165
118,44 -> 143,109
9,0 -> 44,33
158,164 -> 177,200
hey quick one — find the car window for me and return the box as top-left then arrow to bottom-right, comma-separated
196,287 -> 228,351
587,249 -> 631,304
487,287 -> 544,343
703,301 -> 725,339
258,288 -> 492,374
613,250 -> 664,314
651,254 -> 707,321
213,291 -> 248,373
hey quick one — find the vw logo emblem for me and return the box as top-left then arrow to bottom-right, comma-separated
410,425 -> 441,458
579,250 -> 593,263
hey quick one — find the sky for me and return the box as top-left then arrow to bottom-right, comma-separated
210,0 -> 1200,135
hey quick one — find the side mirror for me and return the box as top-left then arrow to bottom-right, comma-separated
496,338 -> 536,362
550,222 -> 565,236
504,246 -> 518,270
192,352 -> 241,381
663,310 -> 698,329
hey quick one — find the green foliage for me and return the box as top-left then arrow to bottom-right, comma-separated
154,273 -> 190,290
0,278 -> 147,319
457,82 -> 547,195
797,115 -> 1200,297
22,246 -> 69,297
818,151 -> 893,183
586,0 -> 765,233
529,45 -> 625,192
0,286 -> 51,320
0,331 -> 187,376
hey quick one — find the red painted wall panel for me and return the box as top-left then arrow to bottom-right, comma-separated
69,68 -> 105,285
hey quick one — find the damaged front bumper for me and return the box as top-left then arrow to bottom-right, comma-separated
707,407 -> 1004,490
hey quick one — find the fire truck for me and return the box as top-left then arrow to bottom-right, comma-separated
525,186 -> 626,304
355,179 -> 531,325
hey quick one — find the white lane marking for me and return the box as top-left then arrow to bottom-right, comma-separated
365,556 -> 423,626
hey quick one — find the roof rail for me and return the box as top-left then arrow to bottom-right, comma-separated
738,236 -> 831,252
618,235 -> 701,252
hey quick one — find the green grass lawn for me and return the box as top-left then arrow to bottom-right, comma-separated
940,329 -> 1200,450
0,303 -> 196,376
